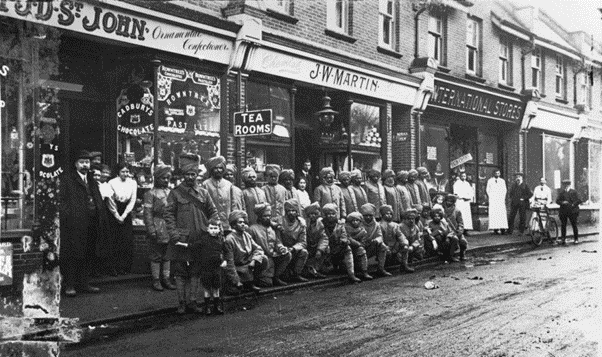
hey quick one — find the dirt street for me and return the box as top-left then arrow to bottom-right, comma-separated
63,239 -> 600,357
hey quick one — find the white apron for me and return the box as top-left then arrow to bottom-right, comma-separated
486,178 -> 508,229
453,180 -> 474,230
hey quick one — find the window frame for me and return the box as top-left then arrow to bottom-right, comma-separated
555,54 -> 565,98
428,14 -> 445,64
378,0 -> 396,50
327,0 -> 350,34
466,18 -> 480,75
531,49 -> 542,91
499,40 -> 509,85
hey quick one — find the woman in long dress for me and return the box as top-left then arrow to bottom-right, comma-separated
453,172 -> 474,232
108,162 -> 138,275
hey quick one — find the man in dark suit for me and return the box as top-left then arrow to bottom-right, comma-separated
507,172 -> 533,236
556,179 -> 582,244
60,150 -> 107,297
297,159 -> 315,202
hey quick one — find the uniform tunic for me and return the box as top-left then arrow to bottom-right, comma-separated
143,187 -> 172,261
314,183 -> 347,219
263,183 -> 288,221
280,217 -> 309,274
364,180 -> 386,219
395,184 -> 413,213
224,230 -> 268,285
350,184 -> 368,208
202,177 -> 234,231
248,223 -> 291,280
383,184 -> 403,222
340,185 -> 359,215
242,187 -> 267,225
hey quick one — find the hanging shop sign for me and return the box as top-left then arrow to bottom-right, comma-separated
233,109 -> 273,137
450,153 -> 473,169
116,82 -> 154,136
429,80 -> 525,122
248,48 -> 417,105
0,0 -> 232,64
157,65 -> 220,136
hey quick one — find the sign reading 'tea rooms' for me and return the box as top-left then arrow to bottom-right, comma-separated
233,109 -> 272,137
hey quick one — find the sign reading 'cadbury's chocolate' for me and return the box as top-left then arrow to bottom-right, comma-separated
429,81 -> 525,122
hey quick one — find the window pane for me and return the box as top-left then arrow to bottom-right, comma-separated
382,17 -> 391,45
532,69 -> 539,88
467,48 -> 475,71
478,132 -> 499,166
543,135 -> 571,202
336,0 -> 343,29
350,103 -> 380,148
247,81 -> 291,140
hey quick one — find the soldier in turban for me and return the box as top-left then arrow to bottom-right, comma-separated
314,167 -> 346,220
416,167 -> 432,208
443,194 -> 468,261
303,202 -> 328,278
248,204 -> 292,287
364,169 -> 386,220
224,164 -> 244,211
144,165 -> 176,291
380,205 -> 414,273
395,170 -> 413,213
344,211 -> 372,281
202,156 -> 238,232
338,171 -> 359,215
382,169 -> 403,223
279,169 -> 303,216
263,164 -> 287,221
322,204 -> 361,283
349,169 -> 368,208
359,203 -> 392,277
406,169 -> 422,211
280,198 -> 309,282
241,167 -> 267,225
224,210 -> 269,293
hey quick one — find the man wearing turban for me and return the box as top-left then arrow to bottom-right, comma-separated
279,169 -> 304,216
321,204 -> 361,283
379,205 -> 414,273
223,164 -> 244,212
359,203 -> 392,277
399,209 -> 432,270
303,202 -> 328,278
443,194 -> 468,261
224,210 -> 269,293
364,169 -> 386,220
382,169 -> 403,223
344,211 -> 373,281
338,171 -> 358,215
248,204 -> 292,287
143,165 -> 176,291
395,170 -> 413,213
280,199 -> 309,282
406,169 -> 422,211
241,167 -> 268,225
349,169 -> 368,208
313,167 -> 346,220
416,167 -> 432,208
263,164 -> 287,221
165,155 -> 219,313
202,156 -> 237,232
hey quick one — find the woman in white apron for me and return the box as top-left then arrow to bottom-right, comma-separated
453,172 -> 474,232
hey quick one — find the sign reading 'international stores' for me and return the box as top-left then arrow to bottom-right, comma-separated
429,80 -> 526,122
0,0 -> 232,64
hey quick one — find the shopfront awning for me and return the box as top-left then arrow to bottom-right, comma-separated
528,107 -> 580,136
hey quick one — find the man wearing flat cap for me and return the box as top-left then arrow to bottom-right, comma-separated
165,154 -> 219,311
263,164 -> 288,221
202,156 -> 237,232
241,167 -> 268,225
89,151 -> 102,166
556,179 -> 582,244
360,203 -> 392,277
223,164 -> 244,212
248,204 -> 292,287
364,169 -> 386,220
507,172 -> 533,235
60,150 -> 108,297
349,169 -> 368,208
143,165 -> 176,291
279,198 -> 310,282
314,167 -> 346,220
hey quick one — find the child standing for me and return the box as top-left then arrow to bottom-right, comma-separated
197,218 -> 227,315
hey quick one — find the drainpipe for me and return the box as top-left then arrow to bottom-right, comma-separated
413,4 -> 427,58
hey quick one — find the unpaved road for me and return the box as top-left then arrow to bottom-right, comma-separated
63,239 -> 600,357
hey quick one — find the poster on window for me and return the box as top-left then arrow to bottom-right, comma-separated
157,65 -> 220,137
427,146 -> 437,160
0,243 -> 12,286
116,81 -> 154,136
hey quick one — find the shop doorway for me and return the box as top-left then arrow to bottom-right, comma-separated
63,98 -> 105,171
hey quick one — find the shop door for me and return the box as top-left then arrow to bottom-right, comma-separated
294,128 -> 320,186
63,98 -> 105,170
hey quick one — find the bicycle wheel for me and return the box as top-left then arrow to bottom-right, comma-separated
530,217 -> 543,246
547,219 -> 559,243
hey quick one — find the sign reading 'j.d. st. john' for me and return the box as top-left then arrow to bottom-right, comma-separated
429,81 -> 526,122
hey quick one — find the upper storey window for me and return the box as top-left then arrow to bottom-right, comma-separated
379,0 -> 395,50
327,0 -> 350,34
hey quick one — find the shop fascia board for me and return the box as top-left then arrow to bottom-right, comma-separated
434,76 -> 524,103
98,0 -> 238,40
258,30 -> 421,89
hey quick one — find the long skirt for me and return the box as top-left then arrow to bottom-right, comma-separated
114,200 -> 134,273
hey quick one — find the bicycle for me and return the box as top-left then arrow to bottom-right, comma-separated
528,205 -> 559,246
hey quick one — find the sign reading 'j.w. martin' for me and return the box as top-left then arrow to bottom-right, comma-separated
0,0 -> 232,63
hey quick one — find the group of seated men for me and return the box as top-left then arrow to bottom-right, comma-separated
197,157 -> 469,294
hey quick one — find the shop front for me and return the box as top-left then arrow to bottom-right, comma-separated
0,0 -> 236,291
241,45 -> 421,186
421,76 -> 526,230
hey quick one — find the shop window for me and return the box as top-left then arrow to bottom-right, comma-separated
531,49 -> 542,91
346,102 -> 381,173
421,123 -> 450,192
245,145 -> 291,184
588,141 -> 601,204
543,134 -> 571,202
466,17 -> 481,75
327,0 -> 350,35
555,55 -> 565,98
428,14 -> 445,65
379,0 -> 396,50
477,132 -> 500,205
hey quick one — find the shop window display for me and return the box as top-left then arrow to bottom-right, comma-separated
421,123 -> 449,193
543,134 -> 571,202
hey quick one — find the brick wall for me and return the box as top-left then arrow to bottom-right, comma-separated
391,105 -> 414,171
0,235 -> 43,296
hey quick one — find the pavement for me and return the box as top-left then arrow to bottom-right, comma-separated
56,224 -> 599,332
